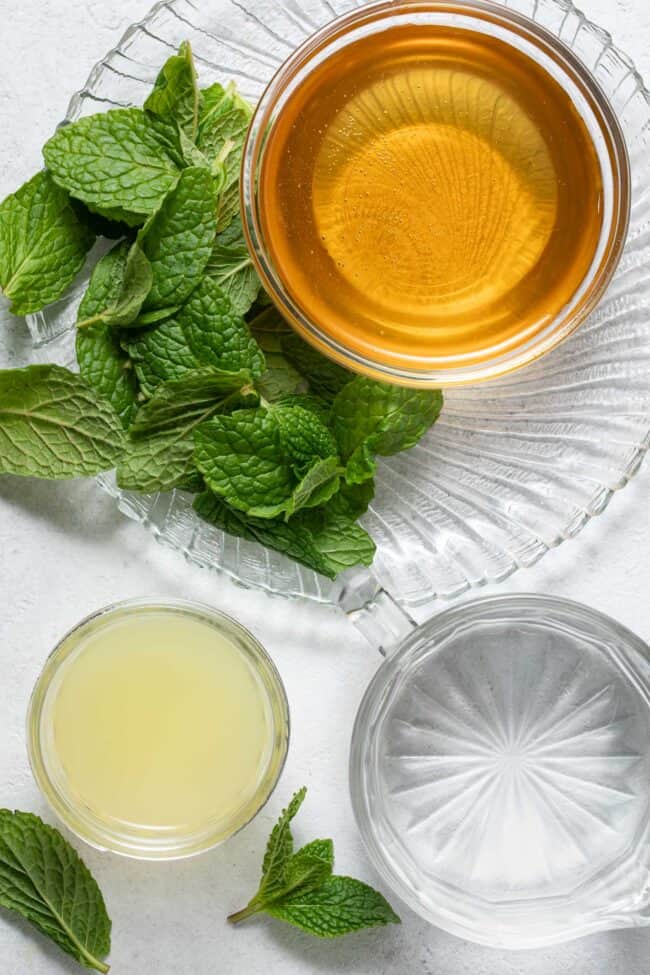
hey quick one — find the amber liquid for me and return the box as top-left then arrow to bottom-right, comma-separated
259,26 -> 604,370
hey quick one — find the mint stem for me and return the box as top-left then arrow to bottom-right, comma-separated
227,898 -> 263,925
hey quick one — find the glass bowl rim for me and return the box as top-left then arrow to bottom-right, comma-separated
349,592 -> 650,947
242,0 -> 631,388
26,596 -> 290,861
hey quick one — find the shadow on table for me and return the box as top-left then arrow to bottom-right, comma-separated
0,475 -> 122,542
264,909 -> 650,975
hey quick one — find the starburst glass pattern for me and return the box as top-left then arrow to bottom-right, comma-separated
351,596 -> 650,947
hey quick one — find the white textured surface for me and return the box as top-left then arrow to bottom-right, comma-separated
0,1 -> 649,973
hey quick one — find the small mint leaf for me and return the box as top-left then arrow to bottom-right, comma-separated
0,810 -> 111,971
144,41 -> 201,141
266,875 -> 400,938
43,108 -> 182,221
0,170 -> 93,315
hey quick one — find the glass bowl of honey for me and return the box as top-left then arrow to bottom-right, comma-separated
243,0 -> 630,387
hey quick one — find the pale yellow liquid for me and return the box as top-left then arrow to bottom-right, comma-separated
49,612 -> 272,832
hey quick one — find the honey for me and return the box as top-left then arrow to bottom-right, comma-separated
259,25 -> 604,371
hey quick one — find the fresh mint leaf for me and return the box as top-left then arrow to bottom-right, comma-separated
227,788 -> 398,937
292,839 -> 334,867
326,479 -> 375,520
130,367 -> 254,436
275,394 -> 331,425
333,377 -> 443,483
197,82 -> 252,231
0,809 -> 111,972
281,845 -> 333,898
194,408 -> 294,517
285,456 -> 341,519
134,305 -> 181,327
117,429 -> 199,493
194,402 -> 339,518
70,198 -> 134,240
281,332 -> 352,400
194,493 -> 375,579
118,376 -> 256,493
248,307 -> 305,401
127,277 -> 264,394
76,249 -> 138,427
43,108 -> 182,223
76,240 -> 152,330
138,165 -> 216,311
205,215 -> 260,315
76,322 -> 137,429
266,875 -> 400,938
0,365 -> 125,479
273,404 -> 338,474
0,170 -> 93,315
260,788 -> 307,900
144,41 -> 201,141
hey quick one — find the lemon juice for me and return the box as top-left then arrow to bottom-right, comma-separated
28,601 -> 289,858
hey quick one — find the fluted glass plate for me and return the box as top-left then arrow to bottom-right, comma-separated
24,0 -> 650,615
350,595 -> 650,947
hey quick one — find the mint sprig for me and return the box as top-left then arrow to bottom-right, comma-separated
0,810 -> 111,972
0,40 -> 443,577
228,788 -> 400,938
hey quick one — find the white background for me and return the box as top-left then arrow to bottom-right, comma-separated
0,1 -> 649,972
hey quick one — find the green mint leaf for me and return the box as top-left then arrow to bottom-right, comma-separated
76,322 -> 137,429
205,215 -> 260,315
118,378 -> 256,494
76,240 -> 152,330
144,41 -> 201,141
138,166 -> 216,311
127,277 -> 265,394
273,404 -> 338,473
43,108 -> 182,222
75,258 -> 138,432
197,82 -> 252,231
248,308 -> 306,402
194,494 -> 375,579
280,848 -> 334,898
275,394 -> 331,425
293,839 -> 334,866
0,810 -> 111,972
134,305 -> 181,327
0,365 -> 125,479
325,479 -> 375,520
281,332 -> 352,400
284,456 -> 341,520
282,838 -> 335,896
260,787 -> 307,898
266,875 -> 400,938
333,377 -> 443,475
228,789 -> 398,938
0,171 -> 93,315
69,198 -> 135,240
117,430 -> 198,493
130,367 -> 254,436
194,408 -> 294,517
344,444 -> 376,485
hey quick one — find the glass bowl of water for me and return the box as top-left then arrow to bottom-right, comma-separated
350,594 -> 650,947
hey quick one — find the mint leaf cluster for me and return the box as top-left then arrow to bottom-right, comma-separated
228,787 -> 400,937
0,41 -> 443,578
0,810 -> 111,971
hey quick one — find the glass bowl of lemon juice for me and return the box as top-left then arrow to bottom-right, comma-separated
27,599 -> 289,860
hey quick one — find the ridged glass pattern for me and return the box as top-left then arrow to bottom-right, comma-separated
24,0 -> 650,614
350,595 -> 650,947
